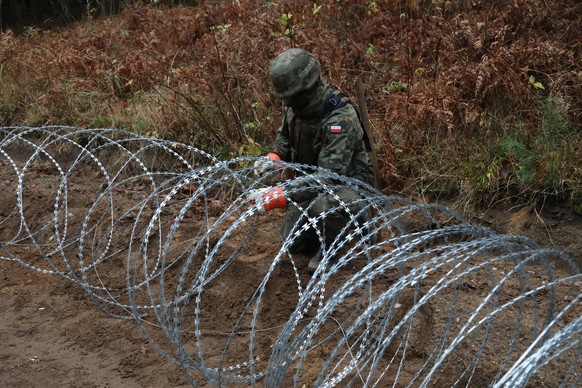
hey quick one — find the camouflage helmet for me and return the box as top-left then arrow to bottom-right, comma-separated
269,48 -> 321,99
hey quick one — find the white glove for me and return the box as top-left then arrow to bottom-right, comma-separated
253,152 -> 282,177
253,159 -> 273,178
248,186 -> 287,214
248,188 -> 269,214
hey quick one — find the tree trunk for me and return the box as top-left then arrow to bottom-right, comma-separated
5,0 -> 26,33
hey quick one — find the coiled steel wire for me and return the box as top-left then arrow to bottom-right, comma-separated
1,126 -> 579,386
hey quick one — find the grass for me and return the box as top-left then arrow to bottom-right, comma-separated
397,96 -> 581,213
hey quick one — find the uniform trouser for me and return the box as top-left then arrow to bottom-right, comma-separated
281,188 -> 371,254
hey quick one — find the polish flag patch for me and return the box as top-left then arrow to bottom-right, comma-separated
330,125 -> 342,133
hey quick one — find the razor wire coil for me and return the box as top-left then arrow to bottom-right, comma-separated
0,126 -> 580,387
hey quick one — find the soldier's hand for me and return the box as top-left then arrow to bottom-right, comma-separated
253,152 -> 282,177
248,186 -> 287,213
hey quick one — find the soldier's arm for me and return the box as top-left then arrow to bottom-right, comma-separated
317,105 -> 362,175
284,107 -> 361,203
271,110 -> 292,162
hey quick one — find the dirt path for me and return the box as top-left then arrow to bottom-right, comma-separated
0,264 -> 189,387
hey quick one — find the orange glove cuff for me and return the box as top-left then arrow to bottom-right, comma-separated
266,152 -> 283,169
263,186 -> 287,212
266,152 -> 281,161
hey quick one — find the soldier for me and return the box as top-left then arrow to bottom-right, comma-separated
251,48 -> 374,273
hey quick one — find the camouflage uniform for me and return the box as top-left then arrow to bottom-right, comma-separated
271,78 -> 375,252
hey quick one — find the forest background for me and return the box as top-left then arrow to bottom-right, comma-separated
1,0 -> 581,215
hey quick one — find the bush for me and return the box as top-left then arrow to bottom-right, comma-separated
0,1 -> 580,211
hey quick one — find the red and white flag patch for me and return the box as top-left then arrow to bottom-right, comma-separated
330,125 -> 342,133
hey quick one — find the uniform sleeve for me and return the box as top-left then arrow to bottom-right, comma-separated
272,110 -> 292,162
317,105 -> 362,175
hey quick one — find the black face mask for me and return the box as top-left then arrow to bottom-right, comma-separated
285,92 -> 311,111
284,81 -> 320,112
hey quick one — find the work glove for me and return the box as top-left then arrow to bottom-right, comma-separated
248,186 -> 287,214
253,152 -> 282,177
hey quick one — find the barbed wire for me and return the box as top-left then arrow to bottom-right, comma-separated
1,126 -> 580,387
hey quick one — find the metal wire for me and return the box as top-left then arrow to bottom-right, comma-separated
1,126 -> 580,387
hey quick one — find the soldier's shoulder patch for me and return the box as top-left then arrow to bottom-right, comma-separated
329,125 -> 342,133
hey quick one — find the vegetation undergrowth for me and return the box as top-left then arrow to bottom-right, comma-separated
405,95 -> 581,211
0,0 -> 580,213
